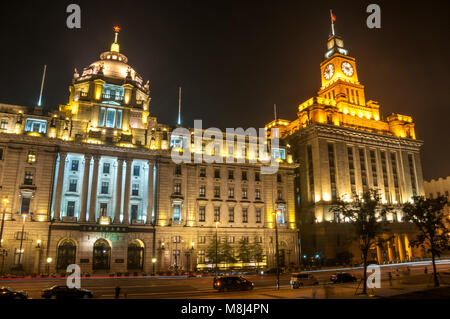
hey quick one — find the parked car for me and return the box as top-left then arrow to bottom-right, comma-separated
290,273 -> 319,288
0,287 -> 28,299
213,276 -> 254,292
330,272 -> 357,283
41,285 -> 93,299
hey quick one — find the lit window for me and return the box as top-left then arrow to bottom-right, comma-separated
255,208 -> 261,223
173,204 -> 181,221
27,151 -> 36,163
132,184 -> 139,196
103,162 -> 110,174
67,201 -> 75,217
0,120 -> 8,129
24,171 -> 33,185
101,182 -> 109,194
71,160 -> 79,171
24,118 -> 47,134
99,107 -> 106,126
117,109 -> 122,129
214,207 -> 220,222
69,179 -> 77,192
242,208 -> 248,223
199,206 -> 206,222
106,109 -> 116,128
133,165 -> 140,177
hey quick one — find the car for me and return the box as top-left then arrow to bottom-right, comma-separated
290,273 -> 319,288
213,276 -> 254,292
0,287 -> 28,299
41,285 -> 93,299
330,272 -> 357,283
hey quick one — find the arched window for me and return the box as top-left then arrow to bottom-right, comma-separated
56,239 -> 76,270
127,240 -> 144,270
93,239 -> 111,270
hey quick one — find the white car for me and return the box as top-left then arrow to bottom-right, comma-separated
290,273 -> 319,288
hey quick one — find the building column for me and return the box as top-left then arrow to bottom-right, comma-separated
404,234 -> 412,260
88,155 -> 100,223
79,154 -> 92,223
376,245 -> 382,265
53,152 -> 67,221
146,160 -> 154,225
122,159 -> 132,225
114,158 -> 124,224
387,240 -> 394,261
396,234 -> 405,260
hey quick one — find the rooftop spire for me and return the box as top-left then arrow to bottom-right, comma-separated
111,25 -> 120,52
330,10 -> 336,36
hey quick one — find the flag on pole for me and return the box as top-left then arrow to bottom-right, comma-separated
330,10 -> 336,22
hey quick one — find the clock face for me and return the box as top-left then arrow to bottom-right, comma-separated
336,39 -> 343,48
341,61 -> 354,76
327,39 -> 334,50
323,63 -> 335,80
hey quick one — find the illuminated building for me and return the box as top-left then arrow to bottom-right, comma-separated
0,27 -> 298,274
266,28 -> 426,265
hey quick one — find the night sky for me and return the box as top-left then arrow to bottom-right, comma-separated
1,0 -> 449,180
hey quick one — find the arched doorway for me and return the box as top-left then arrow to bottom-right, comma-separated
127,240 -> 144,270
56,239 -> 77,270
93,239 -> 111,270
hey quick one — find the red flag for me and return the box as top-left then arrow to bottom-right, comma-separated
330,10 -> 336,22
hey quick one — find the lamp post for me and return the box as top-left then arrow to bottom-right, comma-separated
18,213 -> 29,268
272,210 -> 281,290
46,257 -> 52,276
0,197 -> 9,275
186,242 -> 194,274
151,257 -> 157,276
215,221 -> 220,276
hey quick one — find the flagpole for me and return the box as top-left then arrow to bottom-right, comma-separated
330,10 -> 335,36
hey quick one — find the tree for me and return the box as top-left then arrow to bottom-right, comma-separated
250,237 -> 265,268
205,236 -> 220,266
402,195 -> 450,287
237,238 -> 251,264
220,240 -> 236,265
330,189 -> 390,294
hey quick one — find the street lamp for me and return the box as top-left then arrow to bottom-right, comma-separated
151,257 -> 157,276
0,197 -> 9,248
215,221 -> 220,276
186,242 -> 194,274
272,210 -> 281,290
17,212 -> 29,268
46,257 -> 52,276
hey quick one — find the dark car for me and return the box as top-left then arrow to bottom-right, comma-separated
330,272 -> 357,283
41,285 -> 93,299
0,287 -> 28,299
213,276 -> 254,292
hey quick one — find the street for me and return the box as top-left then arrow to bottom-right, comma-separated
1,260 -> 449,299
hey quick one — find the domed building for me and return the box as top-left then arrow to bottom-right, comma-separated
0,27 -> 299,275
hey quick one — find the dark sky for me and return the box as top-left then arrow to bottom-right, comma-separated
1,0 -> 449,180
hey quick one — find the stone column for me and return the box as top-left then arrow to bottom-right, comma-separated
88,155 -> 100,223
114,158 -> 124,224
146,160 -> 154,225
397,234 -> 405,260
122,159 -> 132,225
387,240 -> 393,261
53,152 -> 67,221
404,234 -> 412,260
376,245 -> 382,265
79,154 -> 92,223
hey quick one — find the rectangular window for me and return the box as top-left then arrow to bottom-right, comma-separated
307,145 -> 314,201
370,150 -> 378,187
71,160 -> 79,171
103,162 -> 110,174
214,207 -> 220,222
242,171 -> 247,181
199,185 -> 206,197
381,151 -> 389,202
255,189 -> 261,200
14,248 -> 24,265
408,154 -> 418,197
173,204 -> 181,221
175,165 -> 182,175
133,165 -> 140,177
20,197 -> 31,214
197,250 -> 205,264
255,172 -> 260,182
69,179 -> 77,192
228,187 -> 234,198
0,120 -> 8,129
214,169 -> 220,179
67,201 -> 75,217
242,208 -> 248,223
359,148 -> 368,192
106,108 -> 116,128
228,170 -> 234,180
100,203 -> 107,216
116,109 -> 123,129
131,204 -> 139,220
255,208 -> 262,223
228,207 -> 234,222
24,171 -> 33,185
199,236 -> 206,244
242,188 -> 248,199
0,148 -> 3,160
27,151 -> 36,163
390,152 -> 400,203
348,147 -> 356,193
214,186 -> 220,198
328,143 -> 337,201
132,184 -> 139,196
277,190 -> 283,201
24,118 -> 47,133
99,107 -> 106,126
199,206 -> 206,222
228,236 -> 235,244
199,167 -> 206,177
174,183 -> 181,195
101,182 -> 109,194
